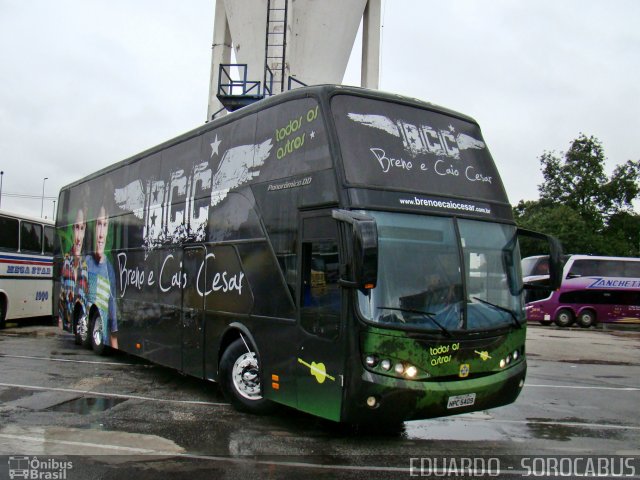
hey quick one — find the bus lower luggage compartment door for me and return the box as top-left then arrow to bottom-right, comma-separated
295,224 -> 344,422
181,246 -> 206,377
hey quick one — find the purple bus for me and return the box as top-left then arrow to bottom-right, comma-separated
523,255 -> 640,328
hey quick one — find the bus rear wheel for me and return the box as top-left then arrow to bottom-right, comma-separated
555,308 -> 574,328
577,310 -> 596,328
90,313 -> 107,356
220,338 -> 274,414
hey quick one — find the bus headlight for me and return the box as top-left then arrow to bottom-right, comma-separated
499,348 -> 523,369
405,365 -> 418,378
365,355 -> 378,367
363,355 -> 421,379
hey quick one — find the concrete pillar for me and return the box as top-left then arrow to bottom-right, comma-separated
207,0 -> 232,121
361,0 -> 381,89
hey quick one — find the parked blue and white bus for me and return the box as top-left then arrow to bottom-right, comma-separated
0,209 -> 54,328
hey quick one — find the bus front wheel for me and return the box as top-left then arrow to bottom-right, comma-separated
555,308 -> 574,328
577,310 -> 596,328
220,338 -> 274,414
75,315 -> 91,348
0,298 -> 6,329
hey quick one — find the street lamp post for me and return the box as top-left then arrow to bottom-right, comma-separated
0,171 -> 3,209
52,200 -> 56,220
41,177 -> 48,218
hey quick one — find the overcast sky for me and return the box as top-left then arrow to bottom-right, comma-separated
1,0 -> 638,219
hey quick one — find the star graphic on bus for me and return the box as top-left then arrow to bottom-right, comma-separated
210,134 -> 222,157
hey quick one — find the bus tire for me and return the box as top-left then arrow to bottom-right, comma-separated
219,338 -> 274,415
74,314 -> 91,348
90,313 -> 107,356
0,298 -> 6,329
577,309 -> 596,328
555,308 -> 574,328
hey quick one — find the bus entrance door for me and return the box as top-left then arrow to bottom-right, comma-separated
296,213 -> 344,421
181,246 -> 206,378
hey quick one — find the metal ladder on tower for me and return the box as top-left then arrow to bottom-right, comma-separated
264,0 -> 288,95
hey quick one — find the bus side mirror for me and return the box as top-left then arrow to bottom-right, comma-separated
332,210 -> 378,289
517,228 -> 563,291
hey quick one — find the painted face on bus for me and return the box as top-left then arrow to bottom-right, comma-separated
71,208 -> 85,257
95,206 -> 109,263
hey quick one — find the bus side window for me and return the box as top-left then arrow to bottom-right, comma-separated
20,221 -> 43,253
43,226 -> 55,255
300,240 -> 340,340
0,216 -> 19,251
625,262 -> 640,278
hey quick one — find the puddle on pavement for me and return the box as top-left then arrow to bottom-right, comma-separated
0,388 -> 37,403
404,419 -> 507,441
47,397 -> 127,415
526,418 -> 624,442
0,329 -> 56,337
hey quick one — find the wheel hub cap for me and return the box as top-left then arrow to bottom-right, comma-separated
232,352 -> 262,400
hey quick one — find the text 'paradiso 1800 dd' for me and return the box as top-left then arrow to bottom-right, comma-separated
54,85 -> 562,424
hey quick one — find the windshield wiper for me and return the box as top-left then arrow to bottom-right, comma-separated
471,297 -> 522,329
376,306 -> 452,337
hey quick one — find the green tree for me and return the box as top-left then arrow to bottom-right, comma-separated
514,200 -> 599,256
603,212 -> 640,256
538,135 -> 608,226
515,134 -> 640,256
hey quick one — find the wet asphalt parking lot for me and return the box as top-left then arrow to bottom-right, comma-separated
0,320 -> 639,479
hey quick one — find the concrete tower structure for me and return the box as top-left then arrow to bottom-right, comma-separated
207,0 -> 381,119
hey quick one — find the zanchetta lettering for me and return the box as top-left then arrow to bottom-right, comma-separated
588,277 -> 640,289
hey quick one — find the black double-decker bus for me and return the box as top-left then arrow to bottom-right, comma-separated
55,85 -> 560,424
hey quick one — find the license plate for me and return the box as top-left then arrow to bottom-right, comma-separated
447,393 -> 476,409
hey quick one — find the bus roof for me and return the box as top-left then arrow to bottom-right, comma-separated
0,209 -> 54,225
567,254 -> 640,262
59,85 -> 479,193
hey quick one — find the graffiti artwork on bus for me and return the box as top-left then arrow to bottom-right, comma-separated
113,137 -> 273,253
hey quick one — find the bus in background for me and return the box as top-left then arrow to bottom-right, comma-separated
55,85 -> 561,424
524,255 -> 640,328
0,210 -> 54,328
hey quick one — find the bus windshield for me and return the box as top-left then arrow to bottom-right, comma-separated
357,211 -> 524,333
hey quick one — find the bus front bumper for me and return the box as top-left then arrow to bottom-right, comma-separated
343,360 -> 526,424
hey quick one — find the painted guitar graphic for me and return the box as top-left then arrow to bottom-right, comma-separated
298,358 -> 336,384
